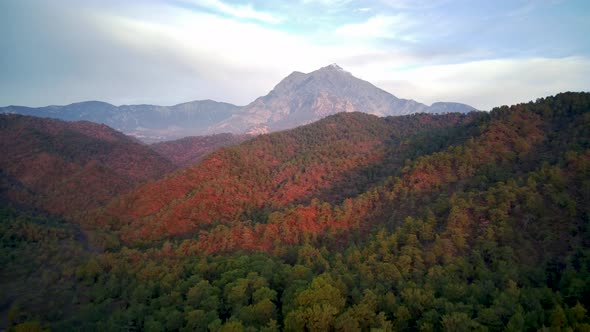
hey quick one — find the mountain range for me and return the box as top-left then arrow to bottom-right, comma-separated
0,64 -> 476,141
0,100 -> 241,143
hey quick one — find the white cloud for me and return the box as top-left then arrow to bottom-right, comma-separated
335,14 -> 414,40
379,0 -> 448,10
185,0 -> 283,23
367,56 -> 590,109
2,1 -> 587,111
89,5 -> 369,104
301,0 -> 352,6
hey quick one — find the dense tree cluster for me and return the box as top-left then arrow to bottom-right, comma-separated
96,111 -> 481,245
150,134 -> 248,167
1,92 -> 589,331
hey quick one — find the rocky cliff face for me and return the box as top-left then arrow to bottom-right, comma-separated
210,64 -> 432,134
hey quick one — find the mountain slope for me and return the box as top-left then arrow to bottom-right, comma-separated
94,93 -> 588,253
97,110 -> 483,244
0,100 -> 241,142
150,133 -> 249,167
0,114 -> 175,217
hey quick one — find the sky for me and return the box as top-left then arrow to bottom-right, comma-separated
0,0 -> 589,110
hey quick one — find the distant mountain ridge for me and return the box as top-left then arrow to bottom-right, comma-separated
1,100 -> 241,142
0,64 -> 477,141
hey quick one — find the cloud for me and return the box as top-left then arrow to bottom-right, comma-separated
505,2 -> 537,17
301,0 -> 352,6
83,5 -> 365,105
182,0 -> 283,23
1,0 -> 588,111
335,14 -> 414,40
0,1 -> 374,107
378,0 -> 448,10
369,56 -> 590,109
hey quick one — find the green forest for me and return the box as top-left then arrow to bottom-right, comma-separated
1,92 -> 590,331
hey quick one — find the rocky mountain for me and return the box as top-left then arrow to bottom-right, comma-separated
209,64 -> 477,134
0,64 -> 477,140
0,114 -> 175,217
0,100 -> 241,142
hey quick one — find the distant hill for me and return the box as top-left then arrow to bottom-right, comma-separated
427,101 -> 478,114
0,114 -> 174,217
0,64 -> 477,140
0,100 -> 241,142
150,133 -> 249,167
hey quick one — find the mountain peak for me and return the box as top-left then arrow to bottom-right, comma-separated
209,63 -> 429,134
66,100 -> 116,109
321,63 -> 344,71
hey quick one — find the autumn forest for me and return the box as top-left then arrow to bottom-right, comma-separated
1,92 -> 590,331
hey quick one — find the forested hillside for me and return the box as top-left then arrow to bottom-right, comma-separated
0,115 -> 174,218
150,134 -> 248,167
95,110 -> 481,246
2,93 -> 590,331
